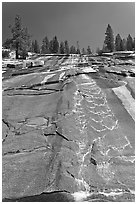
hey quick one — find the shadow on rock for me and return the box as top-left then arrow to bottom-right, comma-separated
3,192 -> 75,202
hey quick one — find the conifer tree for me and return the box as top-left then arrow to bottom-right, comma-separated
52,36 -> 59,53
21,27 -> 31,58
115,34 -> 123,51
76,48 -> 81,54
49,40 -> 53,53
82,48 -> 86,55
87,46 -> 92,55
104,24 -> 114,52
126,34 -> 133,51
59,41 -> 65,54
41,36 -> 50,54
132,37 -> 135,51
30,40 -> 35,53
76,41 -> 81,54
10,15 -> 31,59
33,40 -> 40,53
64,40 -> 69,54
121,38 -> 127,51
70,45 -> 76,54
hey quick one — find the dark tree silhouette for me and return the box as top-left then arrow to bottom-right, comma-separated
49,40 -> 53,53
132,37 -> 135,51
82,48 -> 86,55
52,36 -> 59,53
59,41 -> 65,54
41,36 -> 50,54
126,34 -> 133,51
121,38 -> 127,51
87,46 -> 92,55
10,15 -> 31,59
70,45 -> 76,54
115,34 -> 123,51
104,24 -> 114,52
76,41 -> 81,54
64,40 -> 69,54
30,40 -> 35,53
33,40 -> 40,53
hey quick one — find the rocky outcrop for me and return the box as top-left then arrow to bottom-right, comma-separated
2,55 -> 135,202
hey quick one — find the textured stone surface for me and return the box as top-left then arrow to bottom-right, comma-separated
2,55 -> 135,202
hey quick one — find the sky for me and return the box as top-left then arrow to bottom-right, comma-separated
2,2 -> 135,51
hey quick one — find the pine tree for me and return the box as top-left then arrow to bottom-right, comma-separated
64,40 -> 69,54
49,40 -> 53,53
59,41 -> 65,54
70,45 -> 76,54
126,34 -> 133,51
82,48 -> 86,55
87,46 -> 92,55
132,37 -> 135,51
52,36 -> 59,53
33,40 -> 40,53
121,38 -> 127,51
115,34 -> 123,51
104,24 -> 114,52
21,27 -> 31,58
76,41 -> 81,54
76,48 -> 81,54
30,40 -> 35,53
120,40 -> 124,51
41,36 -> 50,54
10,15 -> 31,59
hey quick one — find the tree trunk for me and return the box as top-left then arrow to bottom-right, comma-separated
16,49 -> 19,59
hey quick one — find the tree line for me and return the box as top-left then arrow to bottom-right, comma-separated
3,16 -> 135,59
30,38 -> 93,55
29,38 -> 92,55
97,24 -> 135,54
3,15 -> 92,59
